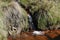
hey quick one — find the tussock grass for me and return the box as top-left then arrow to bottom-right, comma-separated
0,0 -> 28,40
20,0 -> 60,30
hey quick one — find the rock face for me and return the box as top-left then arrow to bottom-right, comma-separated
0,1 -> 28,40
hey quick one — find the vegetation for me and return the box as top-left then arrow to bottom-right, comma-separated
0,0 -> 60,40
19,0 -> 60,30
0,0 -> 28,40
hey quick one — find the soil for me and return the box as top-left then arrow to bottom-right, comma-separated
8,30 -> 60,40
